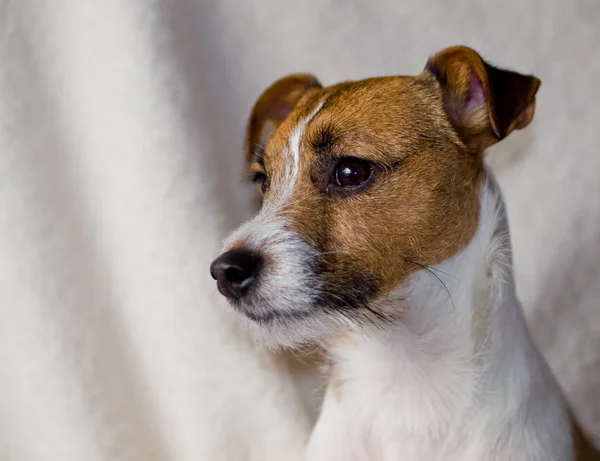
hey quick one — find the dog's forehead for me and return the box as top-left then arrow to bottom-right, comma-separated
261,75 -> 443,171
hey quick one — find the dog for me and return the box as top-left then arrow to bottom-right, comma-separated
210,46 -> 599,461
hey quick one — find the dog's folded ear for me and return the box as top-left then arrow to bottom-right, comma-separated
244,74 -> 322,161
425,46 -> 541,150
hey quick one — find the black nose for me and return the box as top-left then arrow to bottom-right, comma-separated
210,249 -> 262,300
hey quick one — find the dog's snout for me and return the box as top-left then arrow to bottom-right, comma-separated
210,248 -> 262,301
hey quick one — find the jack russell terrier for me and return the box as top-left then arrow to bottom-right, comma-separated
210,46 -> 599,461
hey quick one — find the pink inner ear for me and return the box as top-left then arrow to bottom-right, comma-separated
465,71 -> 486,111
272,102 -> 293,120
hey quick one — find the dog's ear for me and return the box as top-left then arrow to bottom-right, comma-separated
245,74 -> 322,162
425,46 -> 541,150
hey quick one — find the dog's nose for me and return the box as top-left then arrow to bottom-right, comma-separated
210,249 -> 262,300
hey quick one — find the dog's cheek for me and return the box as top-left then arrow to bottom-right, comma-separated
314,270 -> 381,313
320,203 -> 403,294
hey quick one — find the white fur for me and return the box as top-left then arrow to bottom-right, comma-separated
306,173 -> 573,461
285,102 -> 324,198
225,217 -> 318,316
288,118 -> 303,188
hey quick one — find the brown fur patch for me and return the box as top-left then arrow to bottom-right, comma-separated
426,46 -> 540,149
244,74 -> 322,162
244,46 -> 540,316
255,74 -> 484,299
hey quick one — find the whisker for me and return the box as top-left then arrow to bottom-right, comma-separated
408,260 -> 457,279
407,259 -> 456,314
320,288 -> 390,326
362,304 -> 389,323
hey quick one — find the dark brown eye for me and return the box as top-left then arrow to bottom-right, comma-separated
334,157 -> 373,188
250,171 -> 267,194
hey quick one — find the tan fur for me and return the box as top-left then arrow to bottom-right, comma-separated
283,76 -> 483,294
328,377 -> 345,402
244,73 -> 322,162
245,46 -> 541,300
426,46 -> 541,149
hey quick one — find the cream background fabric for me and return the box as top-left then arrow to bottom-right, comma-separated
0,1 -> 598,460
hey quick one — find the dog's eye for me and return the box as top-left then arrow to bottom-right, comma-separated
250,171 -> 268,194
334,157 -> 373,188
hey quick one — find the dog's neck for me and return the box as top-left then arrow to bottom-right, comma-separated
308,172 -> 574,461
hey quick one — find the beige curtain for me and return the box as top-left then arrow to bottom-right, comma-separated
0,1 -> 598,460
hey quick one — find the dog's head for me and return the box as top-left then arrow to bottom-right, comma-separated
210,46 -> 540,348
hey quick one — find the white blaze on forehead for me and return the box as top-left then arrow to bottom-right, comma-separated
285,100 -> 325,194
225,100 -> 326,253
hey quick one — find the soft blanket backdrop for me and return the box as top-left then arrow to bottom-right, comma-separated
0,1 -> 598,460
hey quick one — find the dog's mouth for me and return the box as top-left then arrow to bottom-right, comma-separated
226,271 -> 384,327
231,299 -> 318,325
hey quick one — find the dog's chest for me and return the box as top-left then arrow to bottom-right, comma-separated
306,400 -> 487,461
305,365 -> 573,461
304,329 -> 573,461
306,353 -> 488,461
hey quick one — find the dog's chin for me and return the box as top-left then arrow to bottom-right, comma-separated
230,300 -> 346,350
